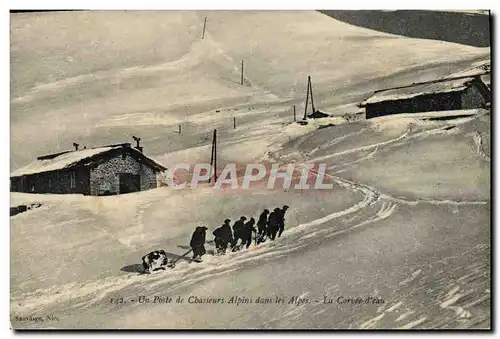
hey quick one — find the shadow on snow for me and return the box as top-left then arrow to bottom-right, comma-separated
318,10 -> 491,48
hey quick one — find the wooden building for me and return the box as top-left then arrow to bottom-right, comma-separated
359,75 -> 490,119
10,142 -> 167,196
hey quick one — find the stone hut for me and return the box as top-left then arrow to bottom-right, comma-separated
10,142 -> 167,196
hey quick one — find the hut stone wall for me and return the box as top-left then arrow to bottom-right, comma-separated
89,152 -> 158,196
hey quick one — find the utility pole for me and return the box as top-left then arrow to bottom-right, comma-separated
209,132 -> 214,183
304,76 -> 310,120
241,60 -> 244,85
309,76 -> 315,113
209,129 -> 217,183
213,129 -> 217,183
202,17 -> 207,40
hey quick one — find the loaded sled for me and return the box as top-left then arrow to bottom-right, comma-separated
141,248 -> 203,274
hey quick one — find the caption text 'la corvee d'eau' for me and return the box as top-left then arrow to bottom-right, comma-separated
110,295 -> 385,306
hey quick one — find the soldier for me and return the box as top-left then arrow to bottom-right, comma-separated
190,226 -> 208,261
213,219 -> 233,255
241,217 -> 256,249
277,205 -> 289,238
231,216 -> 247,251
256,209 -> 269,244
267,208 -> 280,241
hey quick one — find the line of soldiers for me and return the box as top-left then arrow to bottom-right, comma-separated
189,205 -> 290,261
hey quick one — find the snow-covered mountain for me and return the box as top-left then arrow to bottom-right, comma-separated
10,10 -> 490,329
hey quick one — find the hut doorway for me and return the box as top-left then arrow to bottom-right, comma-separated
119,173 -> 140,194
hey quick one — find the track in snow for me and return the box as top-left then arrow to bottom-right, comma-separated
11,174 -> 392,315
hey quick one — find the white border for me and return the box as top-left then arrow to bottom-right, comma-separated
3,1 -> 496,10
2,2 -> 497,338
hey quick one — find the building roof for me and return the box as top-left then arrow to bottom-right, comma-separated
11,144 -> 167,177
481,73 -> 490,87
359,76 -> 481,107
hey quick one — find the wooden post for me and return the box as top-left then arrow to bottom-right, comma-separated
293,105 -> 296,121
233,116 -> 236,129
213,129 -> 217,183
241,60 -> 244,85
179,124 -> 181,134
304,77 -> 310,120
202,17 -> 207,40
209,129 -> 215,183
309,76 -> 315,113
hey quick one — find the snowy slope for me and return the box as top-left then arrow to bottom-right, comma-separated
10,10 -> 490,329
11,108 -> 491,329
11,11 -> 489,169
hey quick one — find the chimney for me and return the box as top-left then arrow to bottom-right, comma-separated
132,136 -> 143,153
73,142 -> 79,151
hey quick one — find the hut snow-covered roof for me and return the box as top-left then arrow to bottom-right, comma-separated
359,76 -> 485,107
11,143 -> 166,177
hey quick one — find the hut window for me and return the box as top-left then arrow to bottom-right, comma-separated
70,172 -> 76,189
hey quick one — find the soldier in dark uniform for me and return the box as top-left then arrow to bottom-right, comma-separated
231,216 -> 247,251
256,209 -> 269,244
241,217 -> 256,249
277,205 -> 289,238
267,208 -> 280,241
213,219 -> 233,255
190,226 -> 208,261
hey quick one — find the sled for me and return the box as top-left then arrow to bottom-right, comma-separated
167,249 -> 193,269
